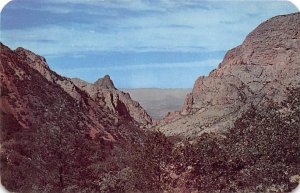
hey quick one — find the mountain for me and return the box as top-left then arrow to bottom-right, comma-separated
94,75 -> 116,89
0,43 -> 156,192
71,76 -> 153,127
122,88 -> 191,120
158,12 -> 300,137
154,12 -> 300,192
163,88 -> 300,192
13,46 -> 153,128
1,42 -> 115,192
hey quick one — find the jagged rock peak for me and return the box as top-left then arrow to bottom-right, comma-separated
71,76 -> 153,126
94,75 -> 116,89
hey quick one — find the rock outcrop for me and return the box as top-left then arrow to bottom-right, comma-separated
0,42 -> 119,192
8,45 -> 152,127
165,87 -> 300,192
0,42 -> 153,193
94,75 -> 116,89
71,76 -> 153,127
158,12 -> 300,137
15,47 -> 88,103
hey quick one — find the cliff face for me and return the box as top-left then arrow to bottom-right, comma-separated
159,13 -> 300,137
0,43 -> 118,192
94,75 -> 116,89
164,87 -> 300,193
15,47 -> 89,103
0,43 -> 153,192
9,45 -> 152,128
71,76 -> 153,127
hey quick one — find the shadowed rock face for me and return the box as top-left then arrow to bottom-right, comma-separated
3,44 -> 152,127
71,77 -> 153,127
94,75 -> 116,90
0,43 -> 118,192
0,42 -> 153,192
158,12 -> 300,137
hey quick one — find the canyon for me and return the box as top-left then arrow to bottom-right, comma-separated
1,12 -> 299,193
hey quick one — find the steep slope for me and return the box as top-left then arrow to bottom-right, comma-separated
71,77 -> 153,126
94,75 -> 116,89
0,42 -> 118,192
158,12 -> 300,137
164,87 -> 300,193
0,43 -> 156,193
14,46 -> 152,128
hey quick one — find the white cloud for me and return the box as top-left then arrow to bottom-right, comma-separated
55,59 -> 221,74
1,0 -> 298,55
53,59 -> 222,88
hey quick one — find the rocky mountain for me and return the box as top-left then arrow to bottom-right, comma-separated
1,42 -> 114,192
10,46 -> 152,128
122,88 -> 191,120
0,42 -> 155,192
163,88 -> 300,192
71,77 -> 153,127
94,75 -> 116,89
158,12 -> 300,137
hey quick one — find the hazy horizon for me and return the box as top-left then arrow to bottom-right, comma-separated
1,0 -> 298,88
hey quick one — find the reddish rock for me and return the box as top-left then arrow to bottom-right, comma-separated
71,76 -> 153,126
7,45 -> 153,127
94,75 -> 116,89
161,111 -> 181,124
0,42 -> 153,193
159,13 -> 300,137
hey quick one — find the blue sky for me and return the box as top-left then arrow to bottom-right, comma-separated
0,0 -> 298,88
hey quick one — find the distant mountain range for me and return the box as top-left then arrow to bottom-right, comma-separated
1,12 -> 299,193
122,88 -> 191,120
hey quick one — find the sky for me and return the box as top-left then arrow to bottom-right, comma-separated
0,0 -> 298,88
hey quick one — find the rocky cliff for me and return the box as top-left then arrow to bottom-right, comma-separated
0,42 -> 118,192
10,46 -> 152,127
71,76 -> 153,127
0,42 -> 153,192
94,75 -> 116,89
158,12 -> 300,137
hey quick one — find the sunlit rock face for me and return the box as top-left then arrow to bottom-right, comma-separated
158,13 -> 300,137
71,75 -> 153,127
